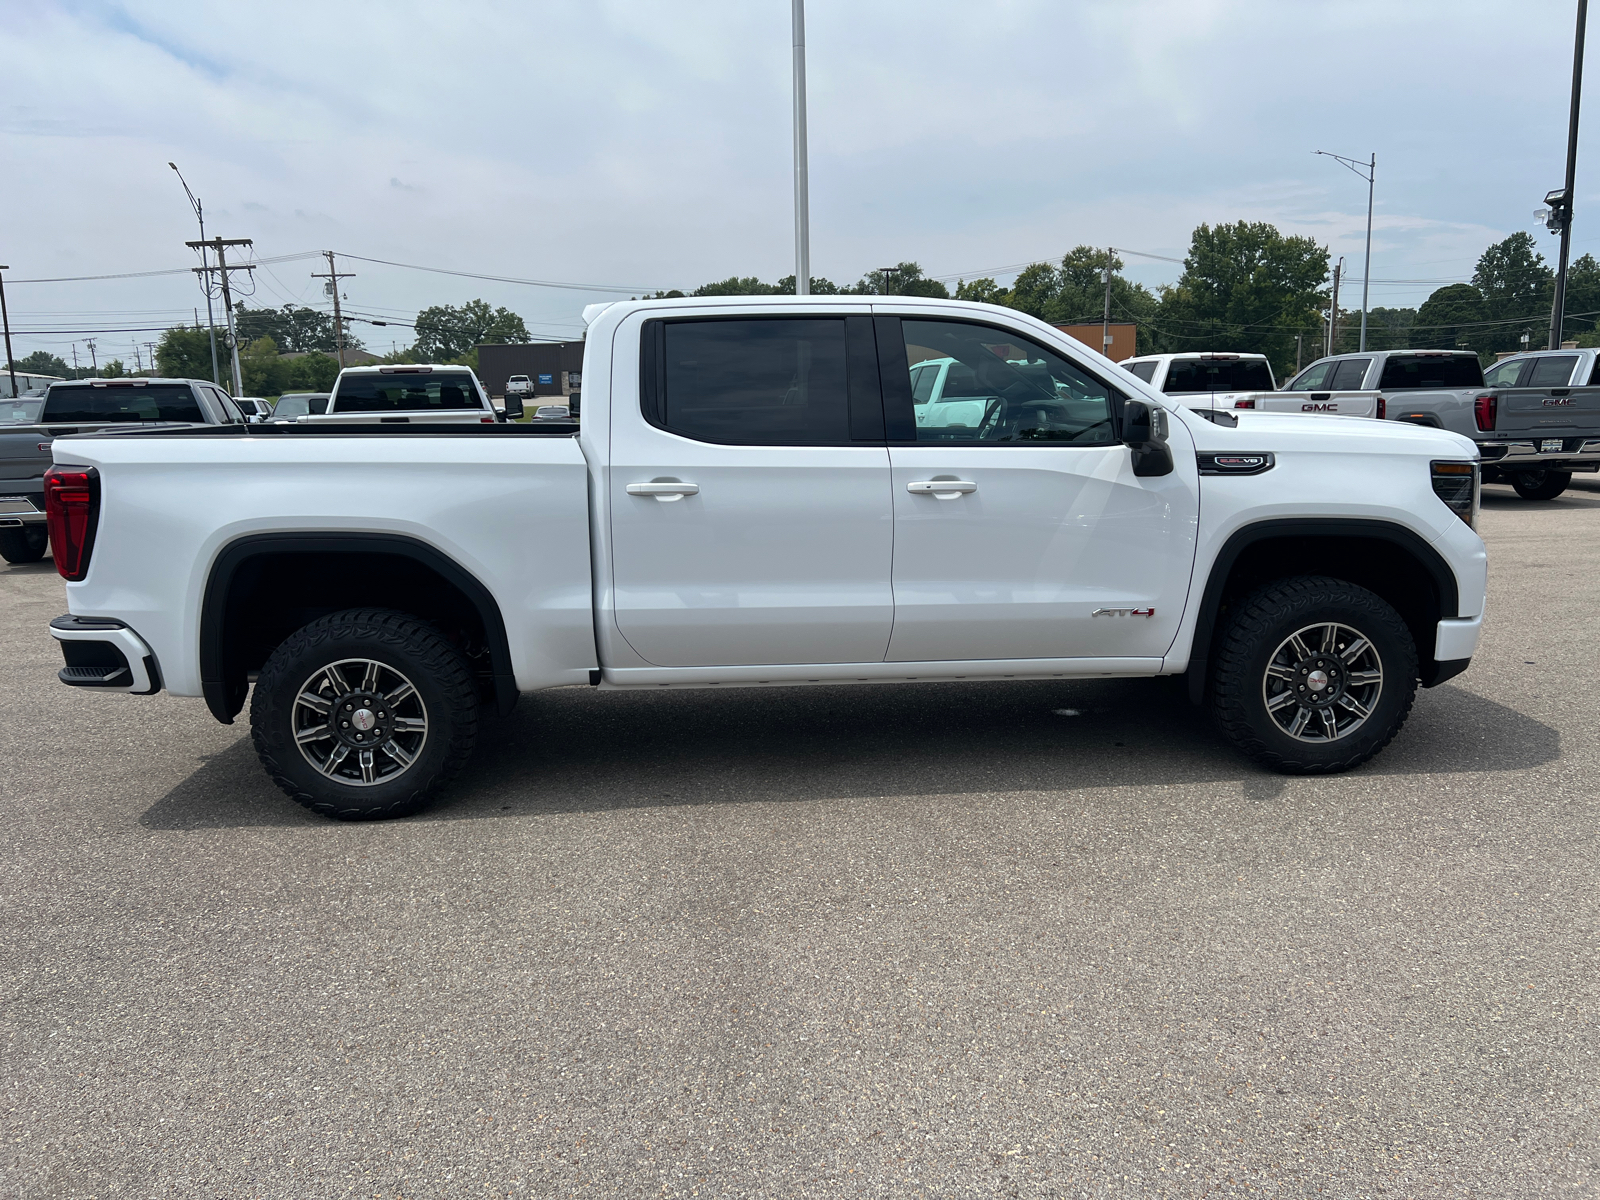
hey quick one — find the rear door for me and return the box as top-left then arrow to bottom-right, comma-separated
878,312 -> 1198,664
606,309 -> 895,667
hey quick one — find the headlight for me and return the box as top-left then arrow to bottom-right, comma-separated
1431,461 -> 1479,529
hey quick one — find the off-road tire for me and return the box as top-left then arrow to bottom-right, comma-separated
1210,576 -> 1417,775
251,608 -> 478,820
0,526 -> 48,564
1511,469 -> 1571,501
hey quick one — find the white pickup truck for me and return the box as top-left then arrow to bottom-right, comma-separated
1121,353 -> 1384,419
295,364 -> 522,425
43,297 -> 1487,820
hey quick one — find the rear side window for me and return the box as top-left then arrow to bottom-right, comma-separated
1327,358 -> 1370,389
1526,355 -> 1578,387
334,372 -> 482,412
1123,361 -> 1158,382
1481,359 -> 1527,388
1377,355 -> 1484,390
1162,358 -> 1274,393
41,384 -> 204,424
646,318 -> 852,445
1284,362 -> 1332,390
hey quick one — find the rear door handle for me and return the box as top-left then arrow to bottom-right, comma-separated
627,480 -> 699,501
907,479 -> 977,498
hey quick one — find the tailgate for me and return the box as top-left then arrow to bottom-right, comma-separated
0,427 -> 53,495
1493,384 -> 1600,436
1252,391 -> 1381,417
302,411 -> 499,425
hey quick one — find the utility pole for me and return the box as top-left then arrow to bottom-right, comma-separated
1101,247 -> 1115,360
188,237 -> 253,395
1296,332 -> 1304,372
71,345 -> 79,378
0,267 -> 16,400
1327,259 -> 1343,356
1548,0 -> 1588,348
312,251 -> 356,367
144,342 -> 157,376
170,163 -> 221,386
87,340 -> 98,375
792,0 -> 811,296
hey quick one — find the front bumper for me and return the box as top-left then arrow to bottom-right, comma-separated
0,493 -> 45,526
1479,437 -> 1600,475
49,615 -> 161,694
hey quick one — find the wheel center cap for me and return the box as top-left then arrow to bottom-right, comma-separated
1307,669 -> 1330,692
352,708 -> 376,732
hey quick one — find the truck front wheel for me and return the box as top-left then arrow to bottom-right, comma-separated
250,609 -> 479,820
1209,576 -> 1417,774
1511,470 -> 1571,501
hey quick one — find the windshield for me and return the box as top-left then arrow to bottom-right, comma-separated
1163,358 -> 1275,393
272,394 -> 328,418
41,384 -> 205,424
1377,355 -> 1484,390
0,399 -> 44,423
334,371 -> 482,412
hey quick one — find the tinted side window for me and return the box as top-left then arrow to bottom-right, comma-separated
1123,361 -> 1158,382
1527,355 -> 1578,387
651,318 -> 851,446
1284,363 -> 1332,391
1378,355 -> 1485,390
1481,359 -> 1527,388
901,319 -> 1116,443
1328,358 -> 1371,390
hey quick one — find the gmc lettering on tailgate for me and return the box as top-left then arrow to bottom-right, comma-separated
1303,402 -> 1338,412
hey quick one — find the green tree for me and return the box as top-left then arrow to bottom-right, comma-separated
774,275 -> 843,295
1332,306 -> 1416,354
1472,232 -> 1552,358
852,262 -> 949,298
154,326 -> 220,381
286,353 -> 341,391
14,351 -> 70,377
692,276 -> 781,297
240,336 -> 292,397
1411,284 -> 1487,352
413,300 -> 530,361
234,303 -> 354,354
1151,221 -> 1329,374
100,359 -> 126,379
1558,252 -> 1600,339
989,248 -> 1159,354
954,277 -> 1006,304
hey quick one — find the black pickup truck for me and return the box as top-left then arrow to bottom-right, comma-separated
0,378 -> 243,563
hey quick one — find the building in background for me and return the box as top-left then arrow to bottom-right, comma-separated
1056,323 -> 1137,363
477,342 -> 585,398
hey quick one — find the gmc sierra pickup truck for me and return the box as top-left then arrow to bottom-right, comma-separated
1120,353 -> 1383,419
1,377 -> 244,563
297,364 -> 524,425
44,296 -> 1487,820
1291,349 -> 1600,499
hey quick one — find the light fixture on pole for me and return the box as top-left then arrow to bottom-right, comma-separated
792,0 -> 811,296
169,163 -> 222,387
1543,0 -> 1587,349
1314,150 -> 1376,352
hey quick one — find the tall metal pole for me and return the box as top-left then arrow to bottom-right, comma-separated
1360,154 -> 1374,352
170,164 -> 221,385
1550,0 -> 1588,349
1101,247 -> 1114,359
0,268 -> 16,400
792,0 -> 811,296
215,243 -> 244,396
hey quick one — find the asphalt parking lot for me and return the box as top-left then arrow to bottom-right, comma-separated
4,481 -> 1598,1199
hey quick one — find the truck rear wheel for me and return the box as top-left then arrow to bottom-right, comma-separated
0,526 -> 48,564
250,609 -> 479,820
1210,576 -> 1417,775
1511,469 -> 1571,501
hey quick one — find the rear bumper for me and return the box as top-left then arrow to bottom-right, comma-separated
1479,437 -> 1600,474
0,492 -> 45,526
49,615 -> 161,694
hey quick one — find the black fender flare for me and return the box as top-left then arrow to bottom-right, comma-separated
200,532 -> 518,724
1184,518 -> 1462,704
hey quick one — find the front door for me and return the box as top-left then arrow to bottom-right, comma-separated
877,314 -> 1199,664
607,311 -> 894,668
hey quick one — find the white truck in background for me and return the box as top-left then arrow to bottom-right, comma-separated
1120,352 -> 1384,419
297,364 -> 525,425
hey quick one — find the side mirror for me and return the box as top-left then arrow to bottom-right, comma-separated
566,391 -> 581,419
503,394 -> 525,421
1123,399 -> 1173,477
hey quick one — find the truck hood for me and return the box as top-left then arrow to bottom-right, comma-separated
1179,408 -> 1479,459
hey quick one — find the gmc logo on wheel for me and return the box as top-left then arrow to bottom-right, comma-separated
1302,403 -> 1338,412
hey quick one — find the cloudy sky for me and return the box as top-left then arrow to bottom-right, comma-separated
4,0 -> 1593,365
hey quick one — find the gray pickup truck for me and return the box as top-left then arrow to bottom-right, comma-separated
1290,348 -> 1600,499
0,377 -> 244,563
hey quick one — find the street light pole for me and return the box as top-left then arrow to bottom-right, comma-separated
0,267 -> 16,400
1315,150 -> 1376,351
792,0 -> 811,296
170,163 -> 222,386
1549,0 -> 1588,350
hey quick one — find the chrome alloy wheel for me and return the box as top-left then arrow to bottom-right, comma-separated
1261,622 -> 1384,743
291,658 -> 429,787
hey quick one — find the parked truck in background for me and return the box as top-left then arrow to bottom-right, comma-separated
1120,352 -> 1384,419
43,296 -> 1486,820
296,365 -> 524,425
1290,348 -> 1600,499
0,377 -> 245,563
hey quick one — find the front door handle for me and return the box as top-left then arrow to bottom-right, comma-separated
907,479 -> 977,498
627,479 -> 699,502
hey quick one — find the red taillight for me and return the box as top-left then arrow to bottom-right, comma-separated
1474,393 -> 1497,432
1233,398 -> 1256,409
1376,394 -> 1386,421
43,465 -> 100,581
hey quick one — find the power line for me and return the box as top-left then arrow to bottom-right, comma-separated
330,253 -> 664,294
